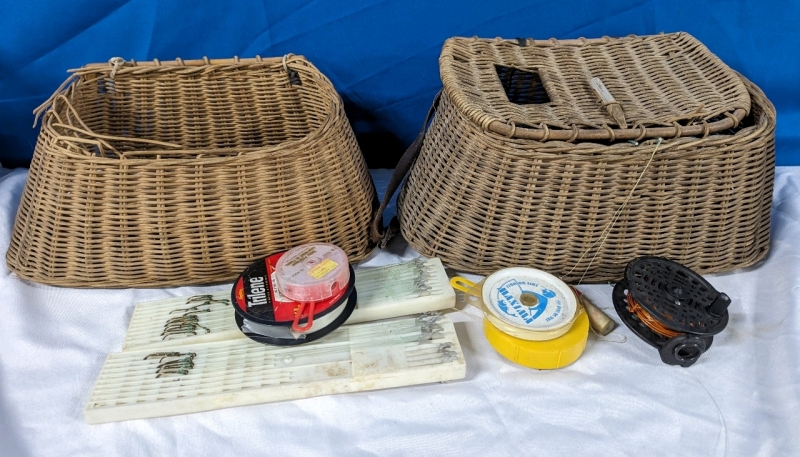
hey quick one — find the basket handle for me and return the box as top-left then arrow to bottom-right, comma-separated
369,90 -> 441,246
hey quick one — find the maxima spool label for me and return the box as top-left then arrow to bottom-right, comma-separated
483,268 -> 577,332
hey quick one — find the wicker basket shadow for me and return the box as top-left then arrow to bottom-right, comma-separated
7,55 -> 377,288
377,33 -> 775,282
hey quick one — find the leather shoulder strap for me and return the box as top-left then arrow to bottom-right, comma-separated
370,90 -> 442,246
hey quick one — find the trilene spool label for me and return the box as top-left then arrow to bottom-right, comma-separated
232,250 -> 354,328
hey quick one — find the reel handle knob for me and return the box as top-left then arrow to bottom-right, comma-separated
707,292 -> 731,318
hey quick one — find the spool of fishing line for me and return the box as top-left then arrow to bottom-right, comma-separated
231,244 -> 356,346
483,306 -> 589,370
275,243 -> 350,302
451,267 -> 589,368
452,268 -> 582,341
612,256 -> 730,367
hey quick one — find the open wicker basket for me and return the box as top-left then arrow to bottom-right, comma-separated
374,33 -> 775,282
8,55 -> 377,288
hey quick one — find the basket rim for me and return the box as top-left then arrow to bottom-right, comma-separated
440,33 -> 749,142
71,54 -> 306,74
433,72 -> 774,161
39,101 -> 342,164
35,55 -> 342,162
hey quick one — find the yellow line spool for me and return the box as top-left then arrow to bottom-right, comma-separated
451,269 -> 582,341
483,305 -> 589,369
451,269 -> 590,369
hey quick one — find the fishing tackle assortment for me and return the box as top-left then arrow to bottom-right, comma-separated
144,352 -> 197,378
123,292 -> 236,350
85,314 -> 466,424
122,257 -> 455,351
612,256 -> 731,367
74,32 -> 763,423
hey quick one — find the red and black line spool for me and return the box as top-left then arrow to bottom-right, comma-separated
613,256 -> 731,367
231,245 -> 356,346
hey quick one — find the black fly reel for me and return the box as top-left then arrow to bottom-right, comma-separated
612,256 -> 731,367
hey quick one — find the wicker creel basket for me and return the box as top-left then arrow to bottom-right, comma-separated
373,33 -> 775,282
8,55 -> 377,288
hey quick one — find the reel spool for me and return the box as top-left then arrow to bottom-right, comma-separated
451,267 -> 590,369
231,244 -> 356,346
452,267 -> 582,341
612,256 -> 731,367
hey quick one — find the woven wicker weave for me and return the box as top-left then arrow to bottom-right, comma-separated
441,33 -> 751,141
7,55 -> 377,288
383,33 -> 775,282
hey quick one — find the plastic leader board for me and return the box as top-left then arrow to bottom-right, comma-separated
122,257 -> 454,351
85,314 -> 465,423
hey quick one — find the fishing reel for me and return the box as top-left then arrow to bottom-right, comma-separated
612,257 -> 730,367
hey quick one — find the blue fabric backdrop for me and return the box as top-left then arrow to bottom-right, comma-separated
1,0 -> 798,167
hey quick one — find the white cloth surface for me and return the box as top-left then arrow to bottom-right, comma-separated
0,168 -> 798,457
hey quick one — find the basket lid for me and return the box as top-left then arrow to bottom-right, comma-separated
439,33 -> 750,142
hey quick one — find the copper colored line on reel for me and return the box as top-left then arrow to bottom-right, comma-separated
625,293 -> 681,339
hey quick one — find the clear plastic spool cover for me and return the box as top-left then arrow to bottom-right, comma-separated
275,243 -> 350,302
482,267 -> 578,332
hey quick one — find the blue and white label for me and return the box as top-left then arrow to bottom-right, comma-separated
483,269 -> 575,331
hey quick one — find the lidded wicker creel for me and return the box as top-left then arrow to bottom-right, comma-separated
8,55 -> 377,288
374,33 -> 775,282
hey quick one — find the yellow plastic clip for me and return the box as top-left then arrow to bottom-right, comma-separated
450,276 -> 476,294
450,276 -> 485,305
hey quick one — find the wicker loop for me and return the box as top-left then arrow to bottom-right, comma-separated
479,116 -> 494,132
701,120 -> 710,138
567,125 -> 580,143
108,57 -> 125,78
603,124 -> 616,142
724,111 -> 741,129
671,122 -> 683,139
506,121 -> 516,138
539,123 -> 550,142
634,123 -> 648,142
32,74 -> 77,127
282,53 -> 296,74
